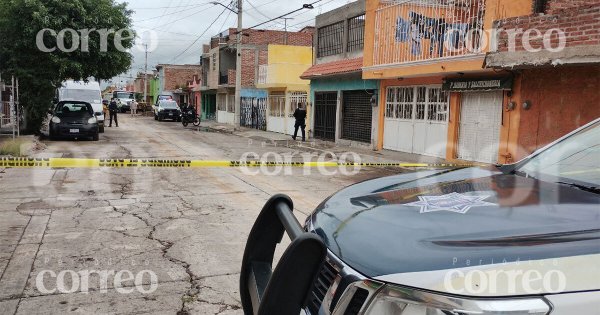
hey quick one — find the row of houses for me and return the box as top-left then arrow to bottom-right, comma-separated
132,0 -> 600,165
304,0 -> 599,164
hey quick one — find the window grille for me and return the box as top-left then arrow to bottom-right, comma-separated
269,92 -> 285,117
288,92 -> 308,118
374,0 -> 487,66
217,94 -> 227,111
385,86 -> 448,122
227,94 -> 235,113
317,21 -> 344,57
348,15 -> 366,52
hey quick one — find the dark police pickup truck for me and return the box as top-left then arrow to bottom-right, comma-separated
240,118 -> 600,315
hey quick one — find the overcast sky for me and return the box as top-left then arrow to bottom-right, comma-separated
109,0 -> 352,86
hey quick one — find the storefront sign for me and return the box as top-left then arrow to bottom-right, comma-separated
443,77 -> 513,92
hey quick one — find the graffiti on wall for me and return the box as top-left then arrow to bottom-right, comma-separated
396,11 -> 482,57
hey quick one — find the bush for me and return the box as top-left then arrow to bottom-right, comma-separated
0,139 -> 26,156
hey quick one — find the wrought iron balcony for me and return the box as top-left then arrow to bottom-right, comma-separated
373,0 -> 487,66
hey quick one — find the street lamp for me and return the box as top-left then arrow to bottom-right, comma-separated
210,1 -> 238,14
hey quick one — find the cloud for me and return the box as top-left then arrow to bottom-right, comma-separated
108,0 -> 349,85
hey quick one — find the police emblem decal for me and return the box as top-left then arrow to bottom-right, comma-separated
405,192 -> 497,214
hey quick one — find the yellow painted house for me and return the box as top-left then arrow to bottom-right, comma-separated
256,44 -> 313,136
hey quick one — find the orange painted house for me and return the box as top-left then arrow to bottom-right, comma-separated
362,0 -> 600,164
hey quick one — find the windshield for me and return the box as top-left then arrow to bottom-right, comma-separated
55,102 -> 93,117
116,92 -> 135,99
60,89 -> 101,104
160,101 -> 178,109
518,120 -> 600,188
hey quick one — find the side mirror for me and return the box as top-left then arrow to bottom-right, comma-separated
48,109 -> 54,115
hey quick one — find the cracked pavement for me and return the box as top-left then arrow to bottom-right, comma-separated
0,115 -> 398,314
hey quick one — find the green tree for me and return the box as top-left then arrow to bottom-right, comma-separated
0,0 -> 134,131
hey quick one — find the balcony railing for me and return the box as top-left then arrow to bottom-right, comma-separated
373,0 -> 486,66
258,65 -> 268,85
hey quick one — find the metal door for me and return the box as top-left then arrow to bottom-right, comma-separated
458,91 -> 504,163
313,92 -> 337,141
383,86 -> 449,158
241,97 -> 267,130
341,90 -> 373,143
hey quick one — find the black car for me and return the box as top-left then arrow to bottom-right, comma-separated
154,100 -> 181,122
240,118 -> 600,315
48,101 -> 99,141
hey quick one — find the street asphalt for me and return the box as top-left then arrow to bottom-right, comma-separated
0,115 -> 401,315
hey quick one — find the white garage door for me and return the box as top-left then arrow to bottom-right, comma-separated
383,86 -> 449,158
458,91 -> 504,164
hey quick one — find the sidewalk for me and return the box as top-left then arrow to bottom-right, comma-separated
200,120 -> 446,165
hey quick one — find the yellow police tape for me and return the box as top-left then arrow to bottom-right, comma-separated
0,157 -> 484,169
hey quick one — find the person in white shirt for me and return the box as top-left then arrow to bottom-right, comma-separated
130,100 -> 138,116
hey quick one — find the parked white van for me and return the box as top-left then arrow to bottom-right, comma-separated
57,80 -> 105,132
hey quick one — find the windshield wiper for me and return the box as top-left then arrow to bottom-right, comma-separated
514,170 -> 537,180
556,182 -> 600,194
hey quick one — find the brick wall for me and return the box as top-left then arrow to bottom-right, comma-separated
496,2 -> 600,52
546,0 -> 597,14
226,28 -> 313,47
226,49 -> 271,88
163,66 -> 202,91
516,65 -> 600,158
227,69 -> 236,86
241,49 -> 256,87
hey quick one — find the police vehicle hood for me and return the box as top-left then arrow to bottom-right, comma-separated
309,167 -> 600,296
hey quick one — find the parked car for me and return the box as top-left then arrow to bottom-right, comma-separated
240,118 -> 600,315
154,100 -> 181,122
46,101 -> 99,141
57,80 -> 105,133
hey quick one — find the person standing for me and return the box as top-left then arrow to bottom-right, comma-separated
292,103 -> 307,141
130,100 -> 138,117
108,98 -> 119,127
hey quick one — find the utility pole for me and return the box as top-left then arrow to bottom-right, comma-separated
234,0 -> 243,128
15,77 -> 19,137
144,44 -> 148,104
280,18 -> 294,45
10,76 -> 15,139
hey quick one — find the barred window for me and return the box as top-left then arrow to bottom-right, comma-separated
347,15 -> 365,52
385,88 -> 395,118
227,94 -> 235,113
269,92 -> 285,117
386,86 -> 448,122
386,87 -> 414,119
427,88 -> 449,122
398,87 -> 413,120
288,92 -> 307,118
317,21 -> 344,57
415,87 -> 427,120
217,94 -> 227,111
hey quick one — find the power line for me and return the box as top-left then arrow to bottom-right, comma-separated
130,2 -> 210,10
245,0 -> 285,27
264,0 -> 336,30
133,2 -> 211,24
218,6 -> 234,33
150,5 -> 216,31
170,6 -> 229,63
240,0 -> 324,32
